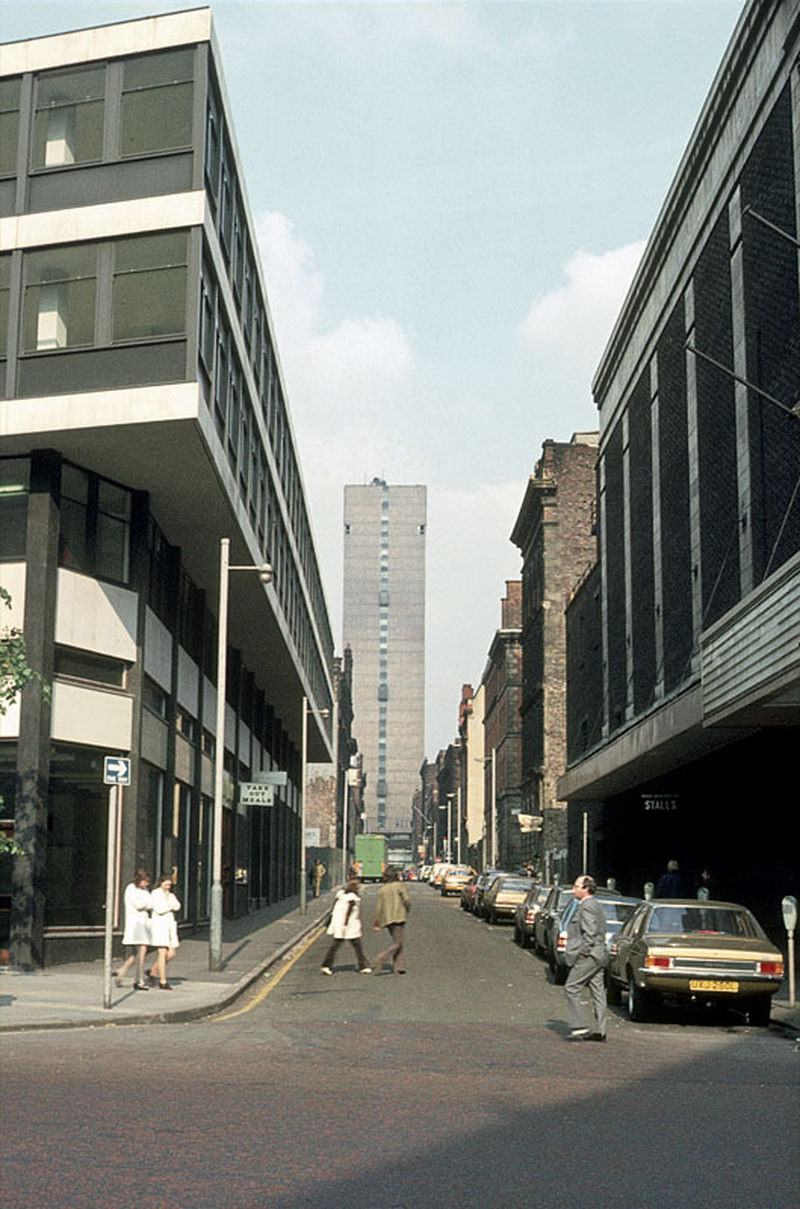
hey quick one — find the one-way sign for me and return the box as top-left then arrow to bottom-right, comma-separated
104,756 -> 131,785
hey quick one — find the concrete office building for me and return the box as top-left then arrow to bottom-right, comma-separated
559,0 -> 800,936
343,481 -> 426,838
0,9 -> 334,966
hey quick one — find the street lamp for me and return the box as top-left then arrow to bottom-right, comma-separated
209,537 -> 273,972
301,695 -> 329,914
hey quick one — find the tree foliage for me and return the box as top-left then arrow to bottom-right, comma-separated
0,587 -> 49,855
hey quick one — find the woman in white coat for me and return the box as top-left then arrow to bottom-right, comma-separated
114,869 -> 152,990
319,880 -> 371,975
147,873 -> 181,990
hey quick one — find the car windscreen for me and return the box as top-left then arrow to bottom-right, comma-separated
646,906 -> 761,938
499,878 -> 533,891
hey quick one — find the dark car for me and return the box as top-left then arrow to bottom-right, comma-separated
608,899 -> 784,1025
460,874 -> 480,912
548,892 -> 641,984
513,883 -> 551,948
533,885 -> 574,958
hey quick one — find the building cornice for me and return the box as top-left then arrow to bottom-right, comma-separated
0,8 -> 212,77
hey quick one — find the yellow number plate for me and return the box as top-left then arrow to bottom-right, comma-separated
689,979 -> 739,993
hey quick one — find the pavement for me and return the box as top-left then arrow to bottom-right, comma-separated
0,889 -> 336,1033
1,889 -> 799,1037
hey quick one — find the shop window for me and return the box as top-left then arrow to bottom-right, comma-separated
0,78 -> 20,176
23,243 -> 97,351
0,458 -> 29,560
120,49 -> 194,157
112,231 -> 188,342
32,65 -> 104,168
54,646 -> 128,688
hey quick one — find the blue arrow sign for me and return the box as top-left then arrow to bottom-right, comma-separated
104,756 -> 131,786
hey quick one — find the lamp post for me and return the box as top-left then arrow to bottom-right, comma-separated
300,695 -> 329,914
209,537 -> 272,972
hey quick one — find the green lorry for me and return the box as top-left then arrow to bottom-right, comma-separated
354,833 -> 388,883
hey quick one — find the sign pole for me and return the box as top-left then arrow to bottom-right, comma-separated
103,784 -> 119,1010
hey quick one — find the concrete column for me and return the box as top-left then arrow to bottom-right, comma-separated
10,451 -> 60,969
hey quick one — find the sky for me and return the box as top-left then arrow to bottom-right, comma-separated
1,0 -> 744,756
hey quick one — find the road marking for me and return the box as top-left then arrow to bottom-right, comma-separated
213,925 -> 326,1022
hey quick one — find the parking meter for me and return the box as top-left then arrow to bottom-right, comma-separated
782,895 -> 797,1008
644,881 -> 654,901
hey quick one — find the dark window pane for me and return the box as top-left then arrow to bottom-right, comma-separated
121,81 -> 193,156
123,49 -> 193,90
59,498 -> 88,571
23,245 -> 97,351
33,67 -> 104,168
113,233 -> 187,342
0,111 -> 19,176
0,458 -> 29,559
0,254 -> 10,358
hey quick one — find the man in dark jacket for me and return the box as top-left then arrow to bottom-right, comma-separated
656,859 -> 686,897
564,874 -> 608,1042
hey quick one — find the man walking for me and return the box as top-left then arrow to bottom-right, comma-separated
564,874 -> 608,1042
373,867 -> 410,974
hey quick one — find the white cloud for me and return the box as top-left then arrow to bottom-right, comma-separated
517,240 -> 645,401
254,209 -> 418,646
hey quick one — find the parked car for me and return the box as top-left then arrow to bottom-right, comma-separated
513,883 -> 552,948
533,885 -> 574,957
429,862 -> 448,886
608,899 -> 784,1025
482,875 -> 534,924
460,874 -> 480,912
441,865 -> 475,897
473,870 -> 506,917
548,892 -> 641,983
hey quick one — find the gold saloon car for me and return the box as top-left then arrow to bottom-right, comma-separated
608,899 -> 784,1026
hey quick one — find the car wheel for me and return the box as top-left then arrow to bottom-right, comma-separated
521,931 -> 531,950
627,972 -> 651,1022
744,995 -> 771,1027
606,973 -> 622,1005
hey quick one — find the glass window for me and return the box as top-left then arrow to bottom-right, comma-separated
23,244 -> 96,352
204,87 -> 221,198
54,647 -> 128,688
95,479 -> 131,583
0,254 -> 10,359
121,49 -> 194,157
112,231 -> 188,342
58,463 -> 132,583
0,458 -> 29,560
33,66 -> 104,168
0,78 -> 20,176
59,463 -> 90,572
143,675 -> 168,718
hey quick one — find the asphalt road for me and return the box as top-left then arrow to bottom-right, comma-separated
4,884 -> 798,1209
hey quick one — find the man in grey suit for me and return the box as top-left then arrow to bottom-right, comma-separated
564,874 -> 608,1042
